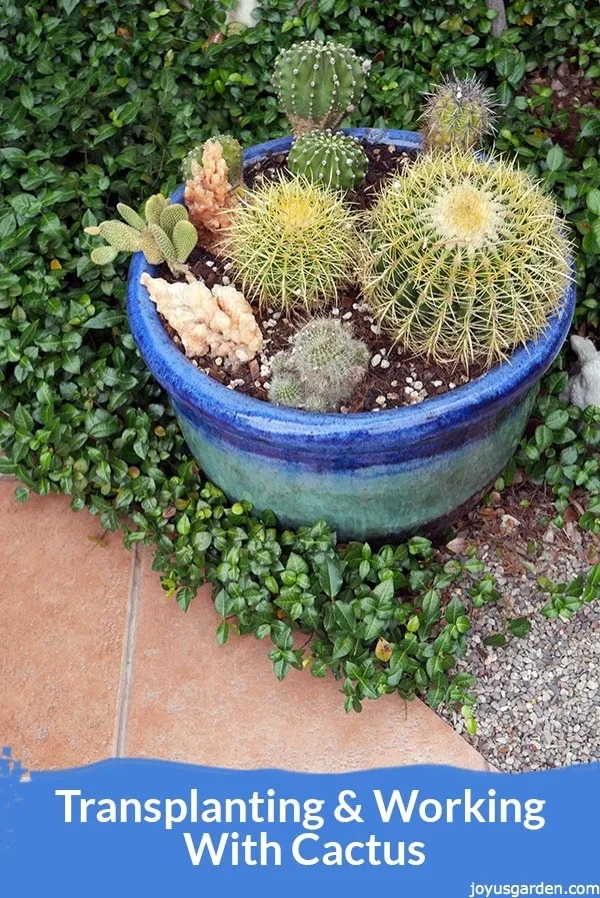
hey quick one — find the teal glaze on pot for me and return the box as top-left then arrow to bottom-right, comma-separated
126,128 -> 576,541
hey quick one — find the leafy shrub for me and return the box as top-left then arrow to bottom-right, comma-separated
1,0 -> 600,719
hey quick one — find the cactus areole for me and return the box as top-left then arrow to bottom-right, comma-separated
127,129 -> 575,541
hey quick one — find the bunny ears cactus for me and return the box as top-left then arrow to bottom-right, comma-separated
84,194 -> 198,278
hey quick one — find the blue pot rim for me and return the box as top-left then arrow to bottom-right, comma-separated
126,127 -> 576,452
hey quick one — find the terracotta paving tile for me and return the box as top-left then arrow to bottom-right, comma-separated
0,484 -> 132,770
127,549 -> 488,771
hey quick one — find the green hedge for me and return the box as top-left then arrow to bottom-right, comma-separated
1,1 -> 600,720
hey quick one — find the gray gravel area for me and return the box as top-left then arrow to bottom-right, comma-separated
439,516 -> 600,772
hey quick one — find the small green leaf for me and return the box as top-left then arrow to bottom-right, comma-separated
216,620 -> 229,646
545,409 -> 569,430
546,145 -> 564,171
587,189 -> 600,216
484,633 -> 507,647
318,555 -> 343,598
507,617 -> 531,638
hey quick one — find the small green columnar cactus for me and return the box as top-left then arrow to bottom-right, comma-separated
360,150 -> 571,369
287,131 -> 368,191
273,40 -> 370,136
181,135 -> 243,185
84,195 -> 198,277
269,318 -> 369,412
421,75 -> 497,153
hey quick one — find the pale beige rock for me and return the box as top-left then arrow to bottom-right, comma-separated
140,272 -> 262,363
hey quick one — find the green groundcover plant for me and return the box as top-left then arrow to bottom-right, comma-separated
1,0 -> 600,728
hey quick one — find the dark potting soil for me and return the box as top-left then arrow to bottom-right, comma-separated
243,140 -> 414,212
159,141 -> 487,413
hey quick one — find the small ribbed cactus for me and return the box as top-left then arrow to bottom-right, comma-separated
224,175 -> 358,311
360,151 -> 571,369
421,75 -> 497,153
273,40 -> 370,136
269,318 -> 369,412
181,135 -> 243,185
269,353 -> 305,408
287,130 -> 368,191
84,194 -> 198,277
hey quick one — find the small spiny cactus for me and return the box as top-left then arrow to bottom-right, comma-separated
273,40 -> 371,136
360,150 -> 571,369
84,195 -> 198,277
224,175 -> 358,311
421,75 -> 497,153
181,135 -> 243,185
288,130 -> 368,190
269,353 -> 305,408
269,318 -> 369,412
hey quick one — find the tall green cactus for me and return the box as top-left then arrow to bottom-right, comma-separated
273,40 -> 370,136
84,194 -> 198,277
287,130 -> 368,190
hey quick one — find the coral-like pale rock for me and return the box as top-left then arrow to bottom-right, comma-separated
140,272 -> 262,364
184,140 -> 238,233
561,335 -> 600,409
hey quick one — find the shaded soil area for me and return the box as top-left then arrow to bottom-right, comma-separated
451,474 -> 599,576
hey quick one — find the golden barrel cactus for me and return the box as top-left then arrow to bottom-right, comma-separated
224,175 -> 358,311
360,151 -> 571,369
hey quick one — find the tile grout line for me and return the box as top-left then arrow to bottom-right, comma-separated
113,543 -> 143,758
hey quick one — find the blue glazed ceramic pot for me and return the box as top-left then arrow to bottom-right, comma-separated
127,128 -> 575,541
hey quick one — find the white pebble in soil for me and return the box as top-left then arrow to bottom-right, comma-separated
438,543 -> 600,771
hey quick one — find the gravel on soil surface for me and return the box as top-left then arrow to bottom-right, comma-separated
438,482 -> 600,772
